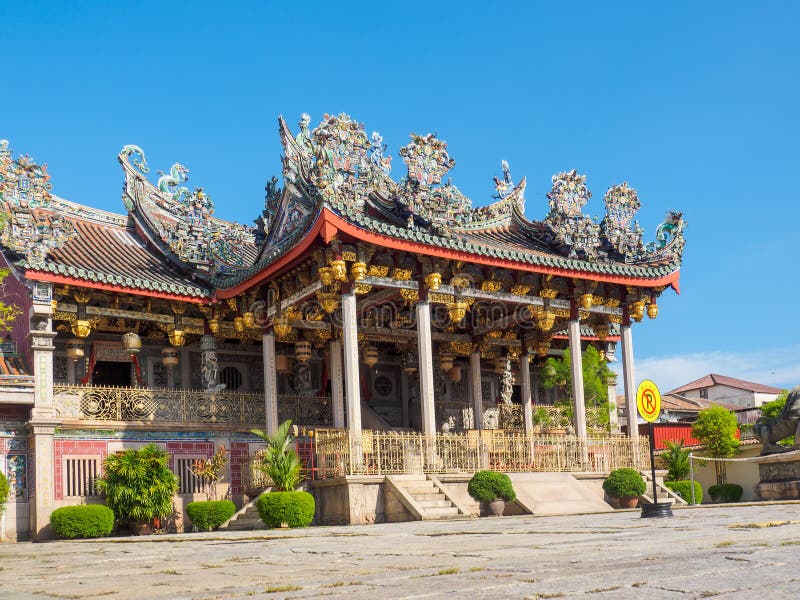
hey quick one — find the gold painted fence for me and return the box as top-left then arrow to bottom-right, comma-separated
314,430 -> 650,478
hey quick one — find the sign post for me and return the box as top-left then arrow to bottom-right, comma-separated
636,379 -> 673,518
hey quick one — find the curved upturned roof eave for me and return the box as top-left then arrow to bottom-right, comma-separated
214,205 -> 681,300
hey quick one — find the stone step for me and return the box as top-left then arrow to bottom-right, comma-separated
408,492 -> 447,502
424,506 -> 461,517
230,516 -> 263,526
402,482 -> 436,492
225,522 -> 266,531
416,499 -> 453,509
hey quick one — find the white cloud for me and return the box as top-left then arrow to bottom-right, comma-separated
609,345 -> 800,394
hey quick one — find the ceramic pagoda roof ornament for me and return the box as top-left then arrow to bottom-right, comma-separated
600,182 -> 645,261
0,140 -> 76,268
118,144 -> 257,278
541,169 -> 601,261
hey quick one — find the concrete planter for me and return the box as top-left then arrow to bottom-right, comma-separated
487,499 -> 505,516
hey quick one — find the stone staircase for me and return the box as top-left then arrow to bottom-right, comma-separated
218,497 -> 265,531
386,475 -> 470,520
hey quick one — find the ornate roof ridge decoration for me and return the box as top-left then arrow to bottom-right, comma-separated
539,170 -> 601,261
118,145 -> 257,279
49,195 -> 129,227
527,170 -> 686,266
600,182 -> 644,260
0,139 -> 76,269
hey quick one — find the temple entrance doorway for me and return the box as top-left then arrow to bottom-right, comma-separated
91,361 -> 131,387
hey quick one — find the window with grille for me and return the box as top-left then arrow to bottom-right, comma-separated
174,457 -> 207,494
63,457 -> 101,497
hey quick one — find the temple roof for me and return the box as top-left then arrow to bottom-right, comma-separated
0,115 -> 686,300
38,198 -> 211,298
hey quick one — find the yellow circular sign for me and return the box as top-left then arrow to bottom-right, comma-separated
636,379 -> 661,423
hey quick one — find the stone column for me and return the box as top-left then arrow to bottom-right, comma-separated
568,316 -> 587,439
262,332 -> 279,435
520,356 -> 534,435
416,301 -> 436,435
329,339 -> 345,429
341,290 -> 362,462
28,293 -> 59,539
200,335 -> 219,390
469,352 -> 483,430
607,373 -> 620,433
620,318 -> 638,439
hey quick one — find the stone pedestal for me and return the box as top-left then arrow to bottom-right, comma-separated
753,456 -> 800,501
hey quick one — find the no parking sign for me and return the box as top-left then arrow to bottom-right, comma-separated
636,379 -> 661,423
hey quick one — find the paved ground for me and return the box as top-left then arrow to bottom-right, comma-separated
2,503 -> 800,599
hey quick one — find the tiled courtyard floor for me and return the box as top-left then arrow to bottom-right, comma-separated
2,503 -> 799,599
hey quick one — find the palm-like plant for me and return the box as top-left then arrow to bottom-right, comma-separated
660,440 -> 690,481
95,443 -> 178,524
252,420 -> 302,491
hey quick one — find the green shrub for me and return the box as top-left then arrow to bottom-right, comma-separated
467,470 -> 516,503
257,491 -> 315,528
708,483 -> 743,503
664,480 -> 703,505
0,470 -> 9,516
186,500 -> 237,532
95,443 -> 178,525
50,505 -> 115,539
602,468 -> 646,498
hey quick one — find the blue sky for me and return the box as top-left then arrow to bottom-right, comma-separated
2,2 -> 799,392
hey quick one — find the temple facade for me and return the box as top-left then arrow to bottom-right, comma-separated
0,114 -> 685,538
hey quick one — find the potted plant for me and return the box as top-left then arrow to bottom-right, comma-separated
95,443 -> 179,534
467,470 -> 516,516
602,468 -> 646,508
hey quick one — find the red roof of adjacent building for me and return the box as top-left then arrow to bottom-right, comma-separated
666,374 -> 784,396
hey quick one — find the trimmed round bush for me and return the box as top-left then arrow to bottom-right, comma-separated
602,468 -> 646,498
257,491 -> 315,528
467,470 -> 516,503
665,480 -> 703,505
50,505 -> 115,539
708,483 -> 743,503
186,500 -> 237,532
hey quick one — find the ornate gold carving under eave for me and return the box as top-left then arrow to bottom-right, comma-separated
480,280 -> 502,293
450,341 -> 475,356
368,264 -> 389,277
510,284 -> 530,296
354,282 -> 372,295
425,272 -> 442,290
539,287 -> 558,299
351,262 -> 367,281
428,292 -> 455,305
391,267 -> 413,281
608,314 -> 623,324
399,289 -> 419,304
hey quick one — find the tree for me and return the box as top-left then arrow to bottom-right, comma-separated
540,345 -> 612,424
692,406 -> 740,485
0,213 -> 21,332
252,420 -> 302,491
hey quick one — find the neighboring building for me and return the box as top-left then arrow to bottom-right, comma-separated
665,374 -> 783,409
0,115 -> 686,538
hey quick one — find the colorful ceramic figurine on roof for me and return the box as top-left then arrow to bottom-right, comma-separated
0,113 -> 685,539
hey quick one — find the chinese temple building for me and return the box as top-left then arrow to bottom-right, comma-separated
0,114 -> 685,538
